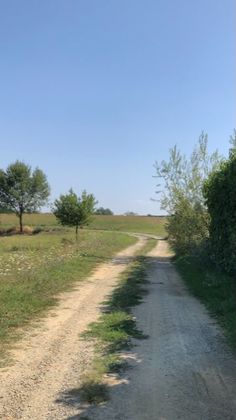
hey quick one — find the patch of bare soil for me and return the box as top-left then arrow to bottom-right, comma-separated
83,240 -> 236,420
0,236 -> 146,420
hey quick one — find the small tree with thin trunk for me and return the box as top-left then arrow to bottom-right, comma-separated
0,161 -> 50,233
53,189 -> 97,239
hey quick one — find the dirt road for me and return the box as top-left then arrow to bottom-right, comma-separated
84,240 -> 236,420
0,236 -> 146,420
1,239 -> 236,420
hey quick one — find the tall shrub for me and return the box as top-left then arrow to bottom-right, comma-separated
203,148 -> 236,274
154,133 -> 221,255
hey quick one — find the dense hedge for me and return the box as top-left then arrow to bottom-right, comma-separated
203,151 -> 236,274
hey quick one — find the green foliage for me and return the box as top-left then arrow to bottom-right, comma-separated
53,189 -> 97,237
95,207 -> 114,215
0,161 -> 50,232
203,145 -> 236,274
0,206 -> 14,214
167,196 -> 209,255
154,133 -> 221,255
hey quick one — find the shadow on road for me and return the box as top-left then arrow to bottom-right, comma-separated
54,254 -> 171,420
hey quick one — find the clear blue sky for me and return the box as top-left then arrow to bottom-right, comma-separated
0,0 -> 235,214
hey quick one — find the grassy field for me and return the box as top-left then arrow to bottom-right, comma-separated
0,212 -> 165,363
0,213 -> 167,236
0,230 -> 137,364
89,215 -> 166,236
176,256 -> 236,350
0,212 -> 58,228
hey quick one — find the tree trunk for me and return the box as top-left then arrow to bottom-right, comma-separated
75,225 -> 78,241
19,212 -> 23,234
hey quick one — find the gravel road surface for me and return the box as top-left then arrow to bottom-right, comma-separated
84,240 -> 236,420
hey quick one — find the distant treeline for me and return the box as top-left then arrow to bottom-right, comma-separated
95,207 -> 113,215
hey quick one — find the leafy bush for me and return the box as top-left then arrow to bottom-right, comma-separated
203,148 -> 236,274
167,196 -> 209,255
154,133 -> 221,256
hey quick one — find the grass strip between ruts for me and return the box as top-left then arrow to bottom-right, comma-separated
78,238 -> 157,404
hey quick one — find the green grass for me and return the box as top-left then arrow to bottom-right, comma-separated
176,256 -> 236,349
0,230 -> 137,363
78,238 -> 156,404
88,215 -> 167,236
0,213 -> 167,236
79,380 -> 109,404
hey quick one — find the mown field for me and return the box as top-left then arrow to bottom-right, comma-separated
89,215 -> 166,236
0,213 -> 167,236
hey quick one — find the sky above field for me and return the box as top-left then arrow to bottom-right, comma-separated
0,0 -> 235,214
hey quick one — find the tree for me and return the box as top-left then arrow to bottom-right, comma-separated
0,161 -> 50,233
154,133 -> 222,255
95,207 -> 114,215
53,189 -> 97,239
229,129 -> 236,154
